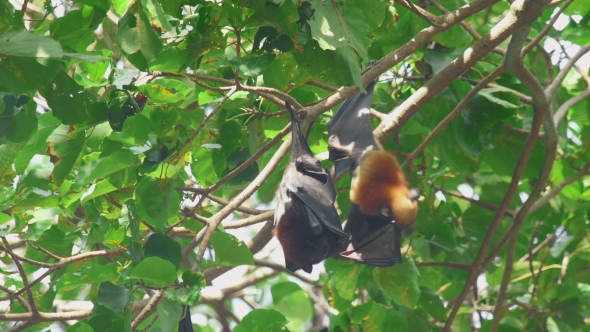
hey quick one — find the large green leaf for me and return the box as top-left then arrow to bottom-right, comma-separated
130,256 -> 177,286
97,281 -> 131,316
144,233 -> 182,269
41,71 -> 97,125
116,0 -> 164,70
204,231 -> 254,268
374,261 -> 421,308
308,0 -> 371,63
47,125 -> 86,186
134,177 -> 180,231
233,309 -> 289,332
0,30 -> 62,93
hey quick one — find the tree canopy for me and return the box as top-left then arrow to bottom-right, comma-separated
1,0 -> 590,331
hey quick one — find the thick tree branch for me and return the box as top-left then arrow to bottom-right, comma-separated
443,2 -> 555,326
375,0 -> 550,142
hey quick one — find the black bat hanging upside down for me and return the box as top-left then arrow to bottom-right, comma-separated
328,78 -> 420,267
274,102 -> 349,273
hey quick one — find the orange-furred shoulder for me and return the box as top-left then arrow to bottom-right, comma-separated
350,150 -> 418,229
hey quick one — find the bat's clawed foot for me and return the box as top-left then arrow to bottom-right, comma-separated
295,109 -> 309,121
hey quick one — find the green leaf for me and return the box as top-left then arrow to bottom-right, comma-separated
41,71 -> 97,125
271,281 -> 303,304
0,30 -> 62,93
74,0 -> 111,12
86,305 -> 127,332
165,271 -> 204,306
130,256 -> 177,286
76,150 -> 140,187
263,52 -> 312,91
308,0 -> 371,63
478,88 -> 520,109
80,180 -> 117,204
109,114 -> 154,145
149,46 -> 187,72
332,261 -> 362,300
50,6 -> 106,50
47,126 -> 86,186
237,0 -> 300,39
418,288 -> 447,322
4,101 -> 37,143
98,281 -> 131,315
117,0 -> 164,70
67,321 -> 95,332
14,112 -> 60,174
134,177 -> 180,232
233,309 -> 289,332
349,300 -> 386,331
374,261 -> 421,308
144,233 -> 182,269
293,40 -> 360,88
74,52 -> 112,87
138,83 -> 187,104
226,53 -> 276,77
157,299 -> 183,332
107,90 -> 140,131
205,231 -> 254,267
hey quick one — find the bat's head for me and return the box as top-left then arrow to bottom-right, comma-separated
386,186 -> 419,229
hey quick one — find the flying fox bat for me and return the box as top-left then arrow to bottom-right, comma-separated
327,78 -> 420,266
274,102 -> 349,273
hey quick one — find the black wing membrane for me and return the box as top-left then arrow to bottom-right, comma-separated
274,103 -> 348,273
178,305 -> 194,332
339,204 -> 403,267
284,103 -> 347,239
326,79 -> 405,267
327,80 -> 379,177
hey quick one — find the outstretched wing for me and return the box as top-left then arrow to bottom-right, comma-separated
328,80 -> 379,177
338,204 -> 403,267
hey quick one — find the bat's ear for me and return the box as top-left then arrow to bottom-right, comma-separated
409,188 -> 421,201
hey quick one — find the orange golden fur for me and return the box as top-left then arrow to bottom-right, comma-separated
350,150 -> 418,229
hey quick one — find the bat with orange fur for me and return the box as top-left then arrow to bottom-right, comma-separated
274,102 -> 349,273
328,78 -> 419,266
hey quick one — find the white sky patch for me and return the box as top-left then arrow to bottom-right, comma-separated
435,190 -> 446,202
457,184 -> 474,198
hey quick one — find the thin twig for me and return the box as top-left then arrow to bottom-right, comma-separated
131,291 -> 163,329
415,262 -> 472,270
1,237 -> 40,318
430,183 -> 516,217
223,211 -> 274,229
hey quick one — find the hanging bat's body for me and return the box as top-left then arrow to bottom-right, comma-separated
274,103 -> 349,273
328,80 -> 419,266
